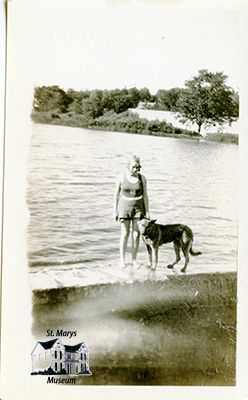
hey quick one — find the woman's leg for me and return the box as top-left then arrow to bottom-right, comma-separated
120,219 -> 130,267
131,219 -> 140,266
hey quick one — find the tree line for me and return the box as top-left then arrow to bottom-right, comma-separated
32,70 -> 239,134
33,86 -> 153,118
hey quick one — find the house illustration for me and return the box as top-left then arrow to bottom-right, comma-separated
31,338 -> 91,375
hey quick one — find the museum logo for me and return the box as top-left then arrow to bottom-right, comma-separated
31,337 -> 92,378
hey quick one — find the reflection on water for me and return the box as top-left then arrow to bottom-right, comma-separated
27,124 -> 238,285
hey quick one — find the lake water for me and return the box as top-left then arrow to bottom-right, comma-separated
27,123 -> 238,289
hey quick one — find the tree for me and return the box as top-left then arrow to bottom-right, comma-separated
155,88 -> 184,111
82,90 -> 105,119
33,86 -> 72,113
67,89 -> 90,114
139,87 -> 152,102
128,87 -> 141,108
177,70 -> 239,133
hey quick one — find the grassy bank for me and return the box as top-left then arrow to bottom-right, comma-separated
205,133 -> 238,144
31,110 -> 238,143
32,272 -> 236,386
31,110 -> 201,139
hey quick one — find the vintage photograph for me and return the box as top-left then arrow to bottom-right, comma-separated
27,1 -> 238,386
2,0 -> 247,396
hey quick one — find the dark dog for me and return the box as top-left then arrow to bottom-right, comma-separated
138,218 -> 201,272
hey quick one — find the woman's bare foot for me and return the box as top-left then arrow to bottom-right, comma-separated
119,259 -> 126,268
132,260 -> 140,268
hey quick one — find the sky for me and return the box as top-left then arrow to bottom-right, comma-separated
7,0 -> 243,96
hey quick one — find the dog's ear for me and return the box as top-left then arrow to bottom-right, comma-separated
150,219 -> 157,224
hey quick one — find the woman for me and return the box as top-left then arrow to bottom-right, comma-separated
113,155 -> 150,268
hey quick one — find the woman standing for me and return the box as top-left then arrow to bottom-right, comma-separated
114,155 -> 149,267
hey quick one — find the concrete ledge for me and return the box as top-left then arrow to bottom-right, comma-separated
32,272 -> 237,386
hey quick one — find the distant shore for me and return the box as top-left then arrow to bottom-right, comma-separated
31,111 -> 238,144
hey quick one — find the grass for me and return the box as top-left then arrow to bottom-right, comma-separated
204,133 -> 238,144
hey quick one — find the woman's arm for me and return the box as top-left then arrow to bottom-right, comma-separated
113,174 -> 122,220
141,175 -> 150,218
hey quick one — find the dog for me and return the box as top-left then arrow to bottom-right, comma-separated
138,218 -> 201,273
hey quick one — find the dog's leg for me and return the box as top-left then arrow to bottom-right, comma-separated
151,245 -> 158,271
155,245 -> 159,270
151,245 -> 157,271
181,239 -> 191,273
167,240 -> 181,269
146,244 -> 152,268
152,230 -> 161,271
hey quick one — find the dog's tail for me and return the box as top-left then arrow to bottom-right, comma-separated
190,246 -> 202,256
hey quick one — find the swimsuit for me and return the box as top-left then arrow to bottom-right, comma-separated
118,173 -> 145,220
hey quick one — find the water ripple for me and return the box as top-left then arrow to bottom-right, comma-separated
28,124 -> 238,275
